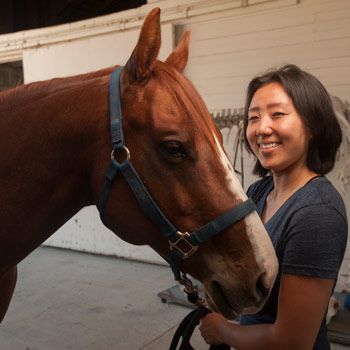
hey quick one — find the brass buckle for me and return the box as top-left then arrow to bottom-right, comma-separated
169,231 -> 198,259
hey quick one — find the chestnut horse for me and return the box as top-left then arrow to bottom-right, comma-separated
0,8 -> 277,327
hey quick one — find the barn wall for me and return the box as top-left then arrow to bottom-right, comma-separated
22,23 -> 173,83
0,0 -> 349,290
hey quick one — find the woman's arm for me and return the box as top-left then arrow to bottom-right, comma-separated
199,273 -> 334,350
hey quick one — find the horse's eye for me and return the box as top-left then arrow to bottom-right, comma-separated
163,141 -> 186,160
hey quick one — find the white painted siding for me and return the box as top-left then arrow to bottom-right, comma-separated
180,0 -> 350,107
22,23 -> 173,83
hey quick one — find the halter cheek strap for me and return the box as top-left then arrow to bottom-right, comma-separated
99,67 -> 256,281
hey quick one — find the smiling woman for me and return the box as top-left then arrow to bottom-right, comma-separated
199,65 -> 348,350
246,82 -> 311,178
244,65 -> 343,179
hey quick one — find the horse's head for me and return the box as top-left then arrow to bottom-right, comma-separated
102,8 -> 278,319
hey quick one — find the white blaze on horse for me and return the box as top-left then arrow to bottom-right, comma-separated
0,8 -> 277,326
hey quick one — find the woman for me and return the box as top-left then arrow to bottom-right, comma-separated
199,65 -> 348,350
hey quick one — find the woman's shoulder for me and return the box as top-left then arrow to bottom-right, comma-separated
297,176 -> 347,221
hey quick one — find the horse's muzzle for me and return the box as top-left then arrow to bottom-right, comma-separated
206,270 -> 271,320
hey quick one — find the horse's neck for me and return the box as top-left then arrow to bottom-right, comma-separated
0,76 -> 110,271
0,66 -> 116,115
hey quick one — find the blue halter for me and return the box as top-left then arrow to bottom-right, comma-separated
99,67 -> 255,281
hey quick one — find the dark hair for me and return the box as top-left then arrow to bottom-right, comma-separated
243,64 -> 342,177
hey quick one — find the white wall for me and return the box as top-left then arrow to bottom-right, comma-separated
23,23 -> 173,82
180,0 -> 350,107
0,0 -> 349,289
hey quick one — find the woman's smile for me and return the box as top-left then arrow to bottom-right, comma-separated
259,141 -> 281,151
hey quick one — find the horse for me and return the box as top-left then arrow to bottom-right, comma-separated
0,7 -> 277,327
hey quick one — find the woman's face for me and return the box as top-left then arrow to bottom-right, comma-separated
246,82 -> 310,175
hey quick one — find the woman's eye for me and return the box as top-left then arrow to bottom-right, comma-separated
248,115 -> 259,122
163,141 -> 186,159
272,112 -> 285,117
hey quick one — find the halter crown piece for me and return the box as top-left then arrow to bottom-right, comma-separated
99,67 -> 256,281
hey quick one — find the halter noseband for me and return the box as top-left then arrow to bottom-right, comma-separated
99,67 -> 255,281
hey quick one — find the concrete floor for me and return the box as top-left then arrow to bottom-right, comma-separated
0,246 -> 349,350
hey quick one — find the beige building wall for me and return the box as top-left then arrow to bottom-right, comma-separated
0,0 -> 349,290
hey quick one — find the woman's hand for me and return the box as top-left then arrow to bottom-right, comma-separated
199,312 -> 228,345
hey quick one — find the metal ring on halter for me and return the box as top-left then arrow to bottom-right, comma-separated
111,146 -> 130,162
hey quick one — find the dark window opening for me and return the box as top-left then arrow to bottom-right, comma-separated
0,61 -> 24,92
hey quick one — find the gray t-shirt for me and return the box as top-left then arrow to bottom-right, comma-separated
240,176 -> 348,350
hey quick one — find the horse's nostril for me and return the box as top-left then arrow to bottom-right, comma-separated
256,272 -> 269,301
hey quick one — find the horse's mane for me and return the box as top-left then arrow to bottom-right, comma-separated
0,65 -> 118,115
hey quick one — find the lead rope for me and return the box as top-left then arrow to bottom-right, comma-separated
169,274 -> 230,350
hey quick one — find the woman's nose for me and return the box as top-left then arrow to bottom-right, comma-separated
256,115 -> 272,136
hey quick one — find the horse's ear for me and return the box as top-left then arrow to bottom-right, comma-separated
165,30 -> 190,73
122,8 -> 161,84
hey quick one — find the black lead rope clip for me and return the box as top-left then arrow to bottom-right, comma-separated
169,274 -> 230,350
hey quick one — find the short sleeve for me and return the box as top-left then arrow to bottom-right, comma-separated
246,184 -> 254,198
281,204 -> 348,279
